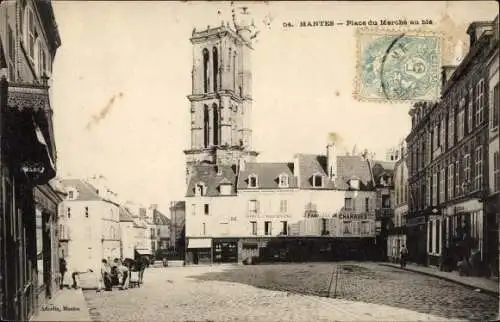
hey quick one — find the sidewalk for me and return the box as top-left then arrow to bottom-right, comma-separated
380,262 -> 499,296
30,288 -> 92,321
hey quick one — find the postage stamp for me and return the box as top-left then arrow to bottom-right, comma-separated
354,30 -> 441,103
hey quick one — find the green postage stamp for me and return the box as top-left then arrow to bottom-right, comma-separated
355,30 -> 441,102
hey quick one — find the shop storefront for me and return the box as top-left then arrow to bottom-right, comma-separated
186,238 -> 212,265
443,199 -> 485,273
0,79 -> 59,321
406,216 -> 427,265
213,238 -> 238,263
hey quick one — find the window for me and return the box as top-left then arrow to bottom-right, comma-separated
426,176 -> 431,207
464,154 -> 471,187
435,219 -> 441,254
85,206 -> 89,218
382,195 -> 391,208
24,6 -> 36,60
433,125 -> 439,151
195,183 -> 205,196
191,204 -> 196,216
474,146 -> 483,191
68,191 -> 74,200
204,204 -> 209,215
448,108 -> 455,148
494,152 -> 500,192
202,223 -> 206,235
67,207 -> 71,219
248,175 -> 258,188
455,160 -> 460,196
213,47 -> 218,91
448,164 -> 454,200
312,175 -> 323,187
440,118 -> 446,149
439,168 -> 445,204
264,221 -> 272,235
250,221 -> 257,235
458,110 -> 465,141
432,172 -> 437,206
475,79 -> 484,126
361,221 -> 370,235
428,221 -> 433,253
213,104 -> 219,146
203,48 -> 209,93
203,105 -> 209,147
321,218 -> 327,234
344,198 -> 353,211
7,24 -> 15,81
468,87 -> 474,133
281,221 -> 288,235
343,221 -> 352,234
492,84 -> 499,130
248,200 -> 259,213
278,174 -> 289,188
365,197 -> 369,212
233,52 -> 237,92
280,200 -> 288,213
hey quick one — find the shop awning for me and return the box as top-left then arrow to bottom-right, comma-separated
135,249 -> 152,255
188,238 -> 212,249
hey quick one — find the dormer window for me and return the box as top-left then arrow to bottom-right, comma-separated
278,174 -> 289,188
312,174 -> 323,187
67,188 -> 78,201
195,183 -> 206,196
349,179 -> 360,190
248,174 -> 258,188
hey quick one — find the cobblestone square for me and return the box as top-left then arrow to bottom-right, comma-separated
83,263 -> 498,321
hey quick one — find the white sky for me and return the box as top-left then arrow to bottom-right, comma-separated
50,1 -> 498,215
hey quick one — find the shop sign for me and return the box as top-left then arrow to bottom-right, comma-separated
20,161 -> 45,182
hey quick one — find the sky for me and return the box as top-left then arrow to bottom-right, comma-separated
50,1 -> 498,215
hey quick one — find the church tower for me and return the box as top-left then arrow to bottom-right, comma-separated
184,8 -> 259,174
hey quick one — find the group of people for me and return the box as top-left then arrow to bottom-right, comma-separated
100,256 -> 149,291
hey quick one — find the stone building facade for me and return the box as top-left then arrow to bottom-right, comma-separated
406,17 -> 498,273
0,1 -> 62,320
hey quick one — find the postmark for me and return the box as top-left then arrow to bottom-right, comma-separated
355,30 -> 441,102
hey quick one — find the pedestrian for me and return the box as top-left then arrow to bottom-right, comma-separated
137,256 -> 147,284
59,257 -> 67,290
101,259 -> 113,291
118,259 -> 129,290
400,244 -> 408,268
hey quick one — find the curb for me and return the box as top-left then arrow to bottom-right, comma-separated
379,263 -> 499,297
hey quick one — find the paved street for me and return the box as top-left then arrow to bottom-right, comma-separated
82,263 -> 497,321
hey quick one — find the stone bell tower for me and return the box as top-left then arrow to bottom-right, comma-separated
184,7 -> 259,176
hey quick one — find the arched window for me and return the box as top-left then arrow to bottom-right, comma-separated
213,47 -> 218,92
203,104 -> 209,147
233,52 -> 237,92
23,5 -> 36,60
228,48 -> 232,71
203,48 -> 210,93
213,103 -> 219,146
34,39 -> 47,78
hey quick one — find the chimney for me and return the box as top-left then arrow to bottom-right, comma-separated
441,65 -> 457,89
327,143 -> 337,180
466,21 -> 493,48
293,154 -> 301,186
238,158 -> 246,172
151,204 -> 158,211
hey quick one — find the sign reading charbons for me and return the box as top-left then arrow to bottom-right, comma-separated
332,213 -> 375,220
